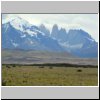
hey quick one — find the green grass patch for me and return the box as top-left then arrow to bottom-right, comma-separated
2,64 -> 98,86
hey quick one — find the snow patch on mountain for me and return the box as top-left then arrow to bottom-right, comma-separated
86,37 -> 95,42
4,24 -> 9,33
12,43 -> 18,47
9,17 -> 31,31
4,16 -> 46,38
25,30 -> 36,37
30,40 -> 34,44
60,42 -> 83,49
21,34 -> 26,38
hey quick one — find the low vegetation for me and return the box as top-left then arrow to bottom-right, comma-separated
2,64 -> 98,86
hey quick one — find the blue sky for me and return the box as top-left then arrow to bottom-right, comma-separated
2,14 -> 98,42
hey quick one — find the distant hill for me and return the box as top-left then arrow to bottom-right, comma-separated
2,50 -> 98,65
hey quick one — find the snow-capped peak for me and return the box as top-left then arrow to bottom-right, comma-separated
3,16 -> 46,37
9,16 -> 32,31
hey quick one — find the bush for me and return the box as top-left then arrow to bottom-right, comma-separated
2,80 -> 7,86
77,69 -> 82,72
6,65 -> 10,68
12,64 -> 16,67
39,66 -> 44,68
49,66 -> 53,69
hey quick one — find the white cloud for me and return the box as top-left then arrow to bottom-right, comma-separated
2,14 -> 98,42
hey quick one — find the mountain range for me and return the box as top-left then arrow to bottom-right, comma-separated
2,16 -> 98,58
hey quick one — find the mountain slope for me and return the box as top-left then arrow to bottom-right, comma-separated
2,16 -> 98,58
2,17 -> 66,52
39,24 -> 50,36
50,25 -> 98,58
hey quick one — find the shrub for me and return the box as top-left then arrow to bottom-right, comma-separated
39,66 -> 44,68
12,64 -> 16,67
77,69 -> 82,72
2,80 -> 7,86
6,65 -> 10,68
49,66 -> 53,69
23,80 -> 27,83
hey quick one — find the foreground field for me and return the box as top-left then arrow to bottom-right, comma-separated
2,65 -> 98,86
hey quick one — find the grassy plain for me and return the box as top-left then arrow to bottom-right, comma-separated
2,64 -> 98,86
